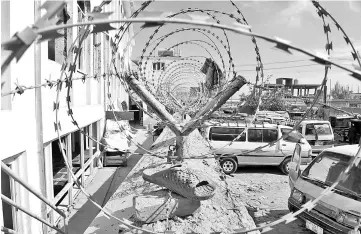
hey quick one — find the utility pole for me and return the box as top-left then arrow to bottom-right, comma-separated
34,1 -> 47,233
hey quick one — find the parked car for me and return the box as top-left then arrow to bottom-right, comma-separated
329,115 -> 354,143
288,144 -> 361,234
204,123 -> 313,174
349,119 -> 361,144
255,111 -> 287,125
297,120 -> 334,156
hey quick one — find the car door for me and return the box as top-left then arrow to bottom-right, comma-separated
289,143 -> 302,190
260,128 -> 279,164
240,128 -> 277,165
279,127 -> 299,156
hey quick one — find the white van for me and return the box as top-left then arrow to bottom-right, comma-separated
288,145 -> 361,233
204,123 -> 312,174
297,120 -> 334,156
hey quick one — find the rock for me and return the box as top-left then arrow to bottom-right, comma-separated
133,190 -> 201,223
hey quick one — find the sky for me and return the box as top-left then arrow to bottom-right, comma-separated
130,0 -> 361,95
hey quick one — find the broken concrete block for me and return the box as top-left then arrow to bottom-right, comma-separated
133,189 -> 201,223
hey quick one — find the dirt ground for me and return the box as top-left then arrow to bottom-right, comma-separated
228,166 -> 314,234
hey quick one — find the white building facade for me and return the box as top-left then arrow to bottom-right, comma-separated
137,48 -> 182,128
1,0 -> 134,233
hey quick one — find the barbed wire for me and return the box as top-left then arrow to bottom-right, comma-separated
1,72 -> 112,97
2,0 -> 361,233
61,10 -> 361,234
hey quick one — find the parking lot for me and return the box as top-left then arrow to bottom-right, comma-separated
228,166 -> 313,234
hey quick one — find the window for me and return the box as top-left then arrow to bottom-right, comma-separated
298,126 -> 303,135
209,127 -> 246,142
350,103 -> 357,108
2,165 -> 16,230
247,128 -> 278,142
305,123 -> 332,136
52,137 -> 68,197
281,128 -> 304,143
263,129 -> 278,142
152,62 -> 165,71
302,152 -> 361,195
248,129 -> 263,142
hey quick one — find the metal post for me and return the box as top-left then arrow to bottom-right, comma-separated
71,133 -> 75,153
89,124 -> 94,174
124,75 -> 182,135
0,4 -> 2,229
167,91 -> 183,109
67,134 -> 73,206
181,75 -> 247,136
85,126 -> 89,149
34,1 -> 47,233
1,195 -> 65,234
80,130 -> 85,187
44,143 -> 54,226
96,121 -> 100,152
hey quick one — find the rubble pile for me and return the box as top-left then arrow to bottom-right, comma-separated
88,126 -> 259,234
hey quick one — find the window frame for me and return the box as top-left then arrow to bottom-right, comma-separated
209,127 -> 246,142
263,128 -> 278,143
247,128 -> 263,143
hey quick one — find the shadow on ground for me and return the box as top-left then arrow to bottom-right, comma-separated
234,166 -> 285,175
68,132 -> 155,234
247,208 -> 312,234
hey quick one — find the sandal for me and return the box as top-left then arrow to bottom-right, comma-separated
142,164 -> 216,201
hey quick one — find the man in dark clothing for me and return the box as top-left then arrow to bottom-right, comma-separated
349,123 -> 357,144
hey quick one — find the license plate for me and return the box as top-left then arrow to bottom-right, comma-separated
306,220 -> 323,234
315,141 -> 323,146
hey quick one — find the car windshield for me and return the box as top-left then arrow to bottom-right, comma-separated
302,152 -> 361,196
281,128 -> 303,143
305,123 -> 332,136
335,118 -> 352,128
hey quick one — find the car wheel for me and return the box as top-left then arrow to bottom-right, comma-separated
220,158 -> 238,174
280,157 -> 291,175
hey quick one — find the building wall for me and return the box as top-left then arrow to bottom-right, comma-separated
0,0 -> 134,233
327,99 -> 361,108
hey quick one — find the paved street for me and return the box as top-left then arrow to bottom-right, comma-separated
67,128 -> 152,234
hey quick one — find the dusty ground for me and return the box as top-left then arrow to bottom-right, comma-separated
228,166 -> 313,234
84,127 -> 259,234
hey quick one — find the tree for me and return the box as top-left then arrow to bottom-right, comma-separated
331,81 -> 352,99
239,87 -> 287,112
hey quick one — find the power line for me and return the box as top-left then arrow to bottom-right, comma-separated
232,59 -> 310,67
235,63 -> 319,72
230,58 -> 355,67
